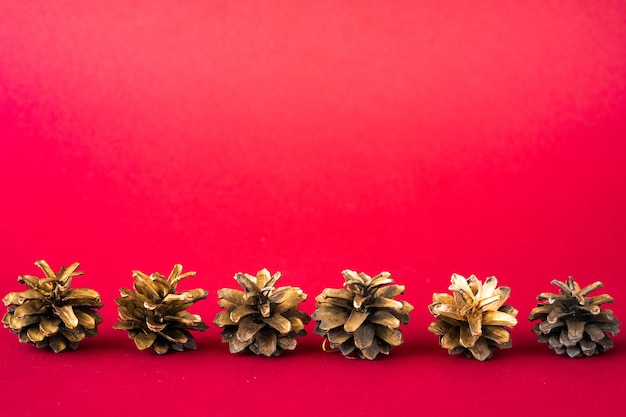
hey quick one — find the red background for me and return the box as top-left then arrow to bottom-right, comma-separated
1,1 -> 626,416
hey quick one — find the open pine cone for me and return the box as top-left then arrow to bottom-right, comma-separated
2,260 -> 103,353
529,276 -> 620,357
113,264 -> 208,354
428,274 -> 518,361
312,270 -> 414,360
214,269 -> 310,356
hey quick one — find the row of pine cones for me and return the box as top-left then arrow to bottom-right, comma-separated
2,261 -> 621,360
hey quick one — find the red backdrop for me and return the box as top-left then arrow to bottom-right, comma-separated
1,1 -> 626,416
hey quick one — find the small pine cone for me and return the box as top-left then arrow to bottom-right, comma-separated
428,274 -> 518,361
312,270 -> 414,360
113,264 -> 208,354
214,269 -> 310,356
529,276 -> 620,357
2,260 -> 103,353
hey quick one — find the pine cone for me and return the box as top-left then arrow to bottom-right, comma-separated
529,276 -> 620,357
2,260 -> 103,353
312,270 -> 414,360
113,264 -> 208,354
428,274 -> 518,361
214,269 -> 310,356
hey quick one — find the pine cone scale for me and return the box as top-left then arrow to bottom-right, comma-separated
55,305 -> 79,329
579,338 -> 595,353
483,310 -> 518,327
428,320 -> 450,335
236,317 -> 265,341
182,332 -> 197,349
585,295 -> 611,306
468,337 -> 490,361
146,315 -> 167,332
60,326 -> 85,343
164,313 -> 204,328
353,323 -> 375,349
3,290 -> 43,305
63,288 -> 100,301
460,325 -> 479,348
277,336 -> 297,350
214,311 -> 236,327
339,340 -> 355,356
467,314 -> 481,336
313,310 -> 349,331
586,324 -> 605,341
369,310 -> 400,328
538,319 -> 562,333
264,313 -> 291,334
13,300 -> 46,317
362,340 -> 380,360
327,327 -> 351,344
75,310 -> 97,328
483,326 -> 510,344
40,316 -> 61,335
217,288 -> 246,304
375,325 -> 402,346
227,332 -> 249,353
153,338 -> 169,354
134,331 -> 157,350
369,297 -> 403,310
230,305 -> 257,322
49,336 -> 67,353
27,326 -> 45,342
566,319 -> 585,341
317,288 -> 352,301
7,313 -> 38,329
255,329 -> 277,357
159,328 -> 187,343
270,288 -> 305,312
344,309 -> 369,333
374,285 -> 405,299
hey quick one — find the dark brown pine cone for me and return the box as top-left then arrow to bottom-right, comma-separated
529,276 -> 620,357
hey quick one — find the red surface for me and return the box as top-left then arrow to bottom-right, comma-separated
1,1 -> 626,416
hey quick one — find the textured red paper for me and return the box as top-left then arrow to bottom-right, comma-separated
1,1 -> 626,416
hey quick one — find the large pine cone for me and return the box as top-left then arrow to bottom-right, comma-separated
214,269 -> 310,356
529,276 -> 620,357
113,264 -> 208,354
2,260 -> 103,353
428,274 -> 518,361
312,270 -> 413,360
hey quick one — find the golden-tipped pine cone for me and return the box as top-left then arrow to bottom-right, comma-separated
113,264 -> 208,354
2,260 -> 103,353
428,274 -> 518,361
529,276 -> 620,357
214,269 -> 310,356
312,270 -> 414,360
